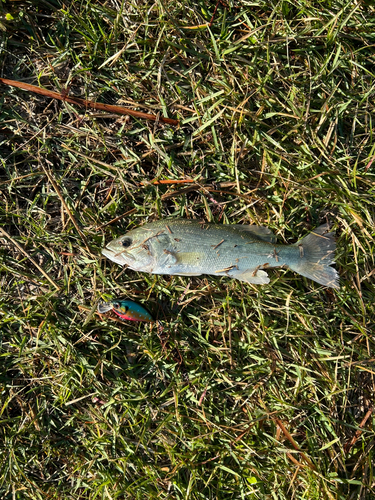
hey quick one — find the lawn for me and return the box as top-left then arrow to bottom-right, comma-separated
0,0 -> 374,498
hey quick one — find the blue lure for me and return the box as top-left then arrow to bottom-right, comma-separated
98,300 -> 154,323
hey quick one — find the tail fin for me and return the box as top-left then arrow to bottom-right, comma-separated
289,224 -> 339,289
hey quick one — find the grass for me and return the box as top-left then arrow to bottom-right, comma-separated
0,0 -> 374,498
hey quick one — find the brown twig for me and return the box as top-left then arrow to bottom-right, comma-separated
78,305 -> 129,326
344,408 -> 373,454
0,227 -> 60,291
209,0 -> 222,27
60,144 -> 123,172
274,418 -> 317,470
160,183 -> 257,202
141,178 -> 197,185
97,208 -> 137,229
0,78 -> 179,126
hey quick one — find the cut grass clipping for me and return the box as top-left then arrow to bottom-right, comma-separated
0,0 -> 374,499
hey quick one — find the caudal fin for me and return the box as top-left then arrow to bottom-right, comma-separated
289,224 -> 339,289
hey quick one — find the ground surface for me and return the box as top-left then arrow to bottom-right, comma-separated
0,0 -> 374,498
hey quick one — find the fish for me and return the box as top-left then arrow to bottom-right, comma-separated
97,300 -> 154,322
102,219 -> 339,289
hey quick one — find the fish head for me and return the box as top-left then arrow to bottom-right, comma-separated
102,227 -> 157,271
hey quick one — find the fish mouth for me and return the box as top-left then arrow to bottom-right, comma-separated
102,247 -> 131,266
102,240 -> 155,271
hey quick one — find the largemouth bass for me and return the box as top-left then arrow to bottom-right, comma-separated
102,219 -> 339,288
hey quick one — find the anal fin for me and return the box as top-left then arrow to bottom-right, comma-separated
232,268 -> 270,284
175,272 -> 202,276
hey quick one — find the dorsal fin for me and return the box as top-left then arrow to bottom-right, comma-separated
232,225 -> 277,243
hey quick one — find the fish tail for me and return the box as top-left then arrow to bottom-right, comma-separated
289,224 -> 339,289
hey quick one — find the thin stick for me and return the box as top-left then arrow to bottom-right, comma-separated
0,172 -> 43,186
78,304 -> 132,326
42,166 -> 91,253
212,239 -> 224,249
61,144 -> 122,172
0,227 -> 60,290
0,78 -> 179,126
97,208 -> 137,229
275,418 -> 317,471
141,179 -> 197,185
228,315 -> 233,368
344,408 -> 373,454
161,184 -> 258,203
209,0 -> 221,27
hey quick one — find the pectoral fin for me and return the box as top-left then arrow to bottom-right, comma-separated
232,225 -> 277,243
232,268 -> 270,284
157,250 -> 179,267
156,250 -> 204,275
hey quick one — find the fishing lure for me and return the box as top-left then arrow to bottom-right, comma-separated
98,300 -> 154,323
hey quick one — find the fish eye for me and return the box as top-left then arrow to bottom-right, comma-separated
121,237 -> 132,248
113,302 -> 120,309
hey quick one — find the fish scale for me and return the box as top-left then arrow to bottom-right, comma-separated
102,219 -> 339,288
149,223 -> 288,278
